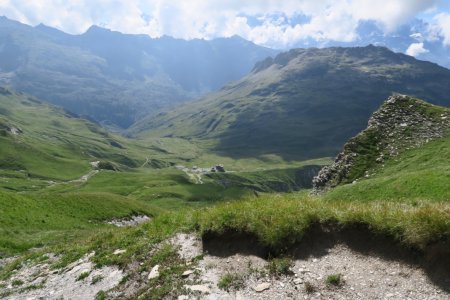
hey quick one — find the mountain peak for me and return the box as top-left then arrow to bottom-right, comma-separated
84,25 -> 114,35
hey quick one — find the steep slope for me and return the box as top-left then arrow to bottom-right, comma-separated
0,17 -> 276,127
0,87 -> 148,182
133,45 -> 450,160
313,94 -> 450,195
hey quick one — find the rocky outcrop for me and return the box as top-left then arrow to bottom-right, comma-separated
313,94 -> 450,192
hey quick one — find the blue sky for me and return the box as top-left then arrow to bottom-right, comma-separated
1,0 -> 450,49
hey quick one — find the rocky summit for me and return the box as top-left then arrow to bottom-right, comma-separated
313,94 -> 450,191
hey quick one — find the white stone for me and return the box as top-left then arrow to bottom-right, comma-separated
148,265 -> 160,280
253,282 -> 271,292
113,249 -> 126,255
185,284 -> 211,294
182,270 -> 194,277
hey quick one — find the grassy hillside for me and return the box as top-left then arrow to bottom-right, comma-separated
323,136 -> 450,202
313,95 -> 450,192
5,133 -> 446,284
0,92 -> 448,299
0,87 -> 326,257
132,46 -> 450,161
0,191 -> 160,256
0,87 -> 147,182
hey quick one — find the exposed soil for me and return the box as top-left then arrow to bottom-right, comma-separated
172,227 -> 450,300
2,228 -> 448,299
106,215 -> 151,227
1,252 -> 123,300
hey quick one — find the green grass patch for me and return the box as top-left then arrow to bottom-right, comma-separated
267,257 -> 294,276
77,271 -> 90,281
218,273 -> 244,291
0,190 -> 160,257
325,274 -> 343,287
195,193 -> 449,251
324,137 -> 450,202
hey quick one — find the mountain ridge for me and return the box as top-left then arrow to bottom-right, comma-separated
0,16 -> 277,127
132,45 -> 450,161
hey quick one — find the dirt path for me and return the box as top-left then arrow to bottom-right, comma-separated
69,170 -> 99,183
175,165 -> 205,184
140,157 -> 150,168
48,162 -> 99,187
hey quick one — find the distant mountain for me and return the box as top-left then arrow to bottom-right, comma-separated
132,45 -> 450,161
292,19 -> 450,70
0,16 -> 277,127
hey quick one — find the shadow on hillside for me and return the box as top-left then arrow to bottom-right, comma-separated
202,223 -> 450,292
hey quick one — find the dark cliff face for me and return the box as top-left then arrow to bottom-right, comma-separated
313,94 -> 450,192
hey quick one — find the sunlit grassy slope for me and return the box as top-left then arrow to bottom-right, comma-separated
0,191 -> 161,255
0,87 -> 328,256
21,134 -> 448,276
324,137 -> 450,202
0,87 -> 147,181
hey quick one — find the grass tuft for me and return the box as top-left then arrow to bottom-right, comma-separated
267,257 -> 293,276
325,274 -> 343,287
77,271 -> 90,281
217,273 -> 244,291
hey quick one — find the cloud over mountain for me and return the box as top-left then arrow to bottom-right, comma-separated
1,0 -> 449,49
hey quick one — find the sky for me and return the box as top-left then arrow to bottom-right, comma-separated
1,0 -> 450,49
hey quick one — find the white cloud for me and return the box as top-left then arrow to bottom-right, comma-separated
0,0 -> 444,48
434,13 -> 450,45
410,32 -> 424,42
406,42 -> 429,56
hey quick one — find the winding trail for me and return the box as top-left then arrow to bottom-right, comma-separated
140,157 -> 150,168
175,165 -> 205,184
48,162 -> 100,186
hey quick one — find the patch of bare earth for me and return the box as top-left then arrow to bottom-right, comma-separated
170,232 -> 450,300
1,252 -> 123,300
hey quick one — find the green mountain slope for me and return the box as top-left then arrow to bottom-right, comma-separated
132,45 -> 450,160
0,87 -> 148,183
312,94 -> 450,200
0,87 -> 325,255
323,136 -> 450,202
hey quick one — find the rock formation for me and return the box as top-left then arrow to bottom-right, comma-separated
313,94 -> 450,192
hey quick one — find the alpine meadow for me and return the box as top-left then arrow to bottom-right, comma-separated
0,2 -> 449,300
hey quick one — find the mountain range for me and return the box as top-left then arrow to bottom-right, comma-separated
0,16 -> 276,128
3,17 -> 450,132
133,45 -> 450,161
